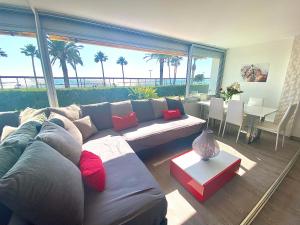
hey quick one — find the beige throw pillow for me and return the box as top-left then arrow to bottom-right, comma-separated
1,126 -> 18,141
49,104 -> 80,121
19,107 -> 48,124
73,116 -> 98,141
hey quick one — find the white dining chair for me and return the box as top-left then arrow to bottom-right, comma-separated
255,103 -> 298,151
207,97 -> 224,135
222,100 -> 244,143
248,97 -> 264,107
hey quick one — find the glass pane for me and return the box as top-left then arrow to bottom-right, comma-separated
0,31 -> 45,89
188,55 -> 221,97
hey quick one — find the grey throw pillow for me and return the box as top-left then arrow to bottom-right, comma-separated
81,102 -> 112,130
166,97 -> 185,115
131,100 -> 155,122
0,121 -> 41,177
0,140 -> 84,225
73,116 -> 98,141
151,98 -> 168,119
49,112 -> 83,144
36,121 -> 82,165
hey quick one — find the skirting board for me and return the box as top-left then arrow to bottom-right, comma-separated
240,149 -> 300,225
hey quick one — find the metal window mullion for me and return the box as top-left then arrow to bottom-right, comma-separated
32,8 -> 58,107
185,45 -> 194,97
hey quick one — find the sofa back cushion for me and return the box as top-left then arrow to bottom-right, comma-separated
36,121 -> 82,165
111,100 -> 133,116
49,112 -> 83,144
131,100 -> 155,122
49,104 -> 81,121
81,102 -> 112,130
0,140 -> 84,225
166,97 -> 185,115
0,111 -> 19,136
73,116 -> 98,141
151,98 -> 168,119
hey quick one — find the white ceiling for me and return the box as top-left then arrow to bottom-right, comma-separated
1,0 -> 300,48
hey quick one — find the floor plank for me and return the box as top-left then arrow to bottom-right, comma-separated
140,129 -> 300,225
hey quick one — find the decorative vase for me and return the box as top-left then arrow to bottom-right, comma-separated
192,129 -> 220,161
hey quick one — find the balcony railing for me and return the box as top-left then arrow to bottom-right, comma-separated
0,75 -> 210,89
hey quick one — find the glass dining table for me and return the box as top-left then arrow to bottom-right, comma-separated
198,100 -> 278,143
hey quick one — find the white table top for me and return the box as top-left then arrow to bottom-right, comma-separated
198,100 -> 277,118
171,151 -> 240,185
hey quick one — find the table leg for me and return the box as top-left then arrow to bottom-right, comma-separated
246,115 -> 255,144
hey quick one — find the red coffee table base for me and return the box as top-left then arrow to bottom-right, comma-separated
170,150 -> 241,202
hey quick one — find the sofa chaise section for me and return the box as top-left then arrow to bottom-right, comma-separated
120,115 -> 206,151
83,136 -> 167,225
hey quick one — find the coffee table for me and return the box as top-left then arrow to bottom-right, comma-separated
170,150 -> 241,202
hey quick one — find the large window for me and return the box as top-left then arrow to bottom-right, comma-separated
47,35 -> 188,89
0,31 -> 44,89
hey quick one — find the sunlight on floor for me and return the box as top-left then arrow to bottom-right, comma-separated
217,141 -> 257,172
166,190 -> 196,225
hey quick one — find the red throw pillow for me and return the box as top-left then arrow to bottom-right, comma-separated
112,112 -> 138,131
79,150 -> 106,192
162,109 -> 182,120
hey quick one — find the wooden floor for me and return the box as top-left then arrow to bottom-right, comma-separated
141,129 -> 300,225
252,156 -> 300,225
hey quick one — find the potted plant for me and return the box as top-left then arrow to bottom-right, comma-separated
220,82 -> 243,101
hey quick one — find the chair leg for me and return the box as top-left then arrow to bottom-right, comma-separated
282,135 -> 285,148
207,118 -> 209,129
218,120 -> 222,136
222,122 -> 227,138
275,133 -> 279,151
236,125 -> 242,143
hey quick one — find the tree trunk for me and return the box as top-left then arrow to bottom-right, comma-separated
74,65 -> 79,88
191,58 -> 197,80
121,64 -> 125,86
173,65 -> 177,85
159,59 -> 164,85
31,56 -> 39,88
101,61 -> 106,87
60,59 -> 70,88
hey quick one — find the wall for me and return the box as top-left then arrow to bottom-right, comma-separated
222,38 -> 294,109
275,36 -> 300,138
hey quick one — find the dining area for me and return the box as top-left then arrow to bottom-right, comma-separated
196,96 -> 299,151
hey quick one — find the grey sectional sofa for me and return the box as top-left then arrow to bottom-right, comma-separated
0,98 -> 206,225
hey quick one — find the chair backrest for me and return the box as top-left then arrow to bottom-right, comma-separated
208,97 -> 224,120
248,97 -> 264,107
226,100 -> 244,126
278,103 -> 297,131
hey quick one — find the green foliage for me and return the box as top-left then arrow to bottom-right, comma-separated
194,74 -> 204,82
128,87 -> 158,100
0,84 -> 209,111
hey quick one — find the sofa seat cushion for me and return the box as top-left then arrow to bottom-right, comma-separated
120,115 -> 205,151
82,136 -> 167,225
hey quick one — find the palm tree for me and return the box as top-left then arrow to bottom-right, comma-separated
171,56 -> 183,85
191,57 -> 206,80
116,56 -> 128,86
67,49 -> 83,87
144,54 -> 170,85
0,48 -> 7,58
48,40 -> 83,88
20,44 -> 40,88
94,51 -> 108,87
166,56 -> 172,85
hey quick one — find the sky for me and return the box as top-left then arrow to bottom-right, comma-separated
0,34 -> 213,79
